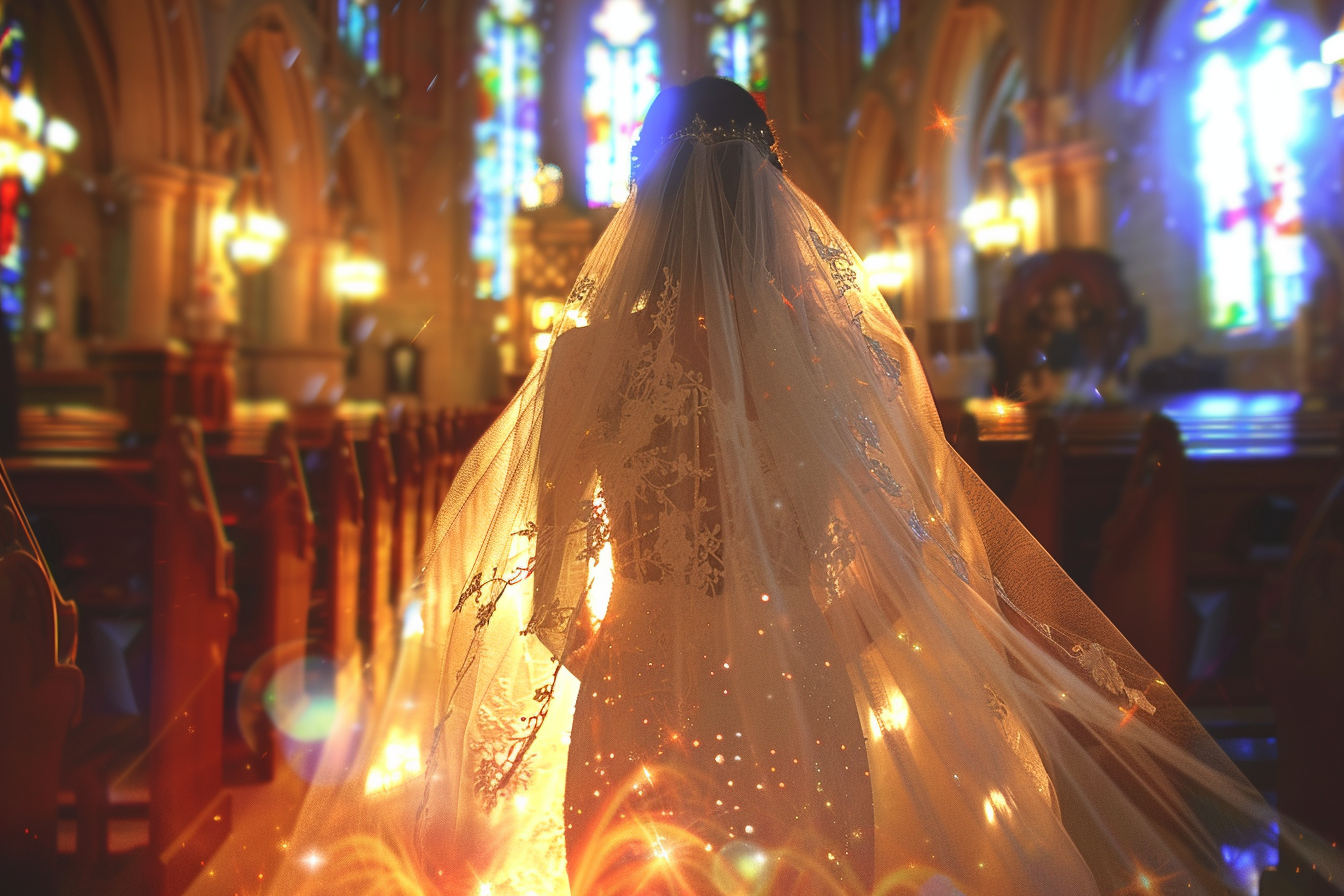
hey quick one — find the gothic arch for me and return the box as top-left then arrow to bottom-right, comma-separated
334,110 -> 403,278
223,19 -> 329,240
836,90 -> 900,253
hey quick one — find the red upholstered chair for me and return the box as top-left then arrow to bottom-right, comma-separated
1008,415 -> 1064,558
0,460 -> 83,896
1089,414 -> 1193,689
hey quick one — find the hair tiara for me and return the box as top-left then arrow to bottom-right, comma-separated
633,114 -> 784,181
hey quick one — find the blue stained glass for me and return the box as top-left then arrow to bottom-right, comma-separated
472,0 -> 541,299
860,0 -> 900,68
338,0 -> 381,76
585,0 -> 661,207
1190,14 -> 1310,333
709,0 -> 767,92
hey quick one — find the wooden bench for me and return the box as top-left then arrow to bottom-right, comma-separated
303,420 -> 363,673
417,410 -> 443,553
206,420 -> 313,783
1256,464 -> 1344,895
1089,414 -> 1193,689
354,416 -> 396,685
389,413 -> 422,613
0,460 -> 83,896
9,420 -> 237,896
1007,415 -> 1064,557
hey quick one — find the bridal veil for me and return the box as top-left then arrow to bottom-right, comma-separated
271,80 -> 1336,896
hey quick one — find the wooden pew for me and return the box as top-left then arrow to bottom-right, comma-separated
1089,414 -> 1193,689
418,410 -> 443,551
304,420 -> 364,672
443,408 -> 465,494
206,420 -> 313,783
354,416 -> 396,692
0,460 -> 84,896
10,420 -> 237,895
1008,415 -> 1064,557
389,413 -> 422,612
1256,465 -> 1344,895
952,409 -> 981,470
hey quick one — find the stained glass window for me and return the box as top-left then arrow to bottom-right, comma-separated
860,0 -> 900,68
1189,8 -> 1311,332
0,16 -> 26,336
585,0 -> 661,207
710,0 -> 767,94
337,0 -> 381,76
472,0 -> 541,299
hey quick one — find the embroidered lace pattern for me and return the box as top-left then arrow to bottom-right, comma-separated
994,577 -> 1158,716
594,273 -> 725,595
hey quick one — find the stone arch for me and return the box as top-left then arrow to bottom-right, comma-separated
334,108 -> 403,281
223,20 -> 328,240
836,90 -> 901,253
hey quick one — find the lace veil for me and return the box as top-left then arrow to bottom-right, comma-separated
270,85 -> 1339,896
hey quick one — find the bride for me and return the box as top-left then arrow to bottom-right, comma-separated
275,78 -> 1334,895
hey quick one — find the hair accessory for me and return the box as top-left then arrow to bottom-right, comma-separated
633,114 -> 783,180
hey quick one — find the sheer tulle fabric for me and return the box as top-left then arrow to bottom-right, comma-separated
273,133 -> 1311,895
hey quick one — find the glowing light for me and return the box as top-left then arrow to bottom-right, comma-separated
11,92 -> 40,136
879,686 -> 910,732
0,16 -> 80,334
473,0 -> 541,298
365,730 -> 424,794
863,250 -> 911,296
961,195 -> 1030,254
532,299 -> 562,330
1196,0 -> 1259,44
225,210 -> 288,275
401,598 -> 425,640
43,118 -> 76,153
301,851 -> 324,870
586,484 -> 615,626
1297,61 -> 1332,90
925,103 -> 963,141
710,0 -> 768,94
1322,31 -> 1344,65
585,0 -> 661,207
860,0 -> 901,68
333,252 -> 387,303
533,331 -> 552,353
983,789 -> 1010,824
519,161 -> 564,210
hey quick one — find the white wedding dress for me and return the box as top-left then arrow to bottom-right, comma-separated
268,116 -> 1337,896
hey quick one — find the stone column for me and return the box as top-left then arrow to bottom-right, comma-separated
1011,150 -> 1059,254
1060,142 -> 1110,250
184,170 -> 237,340
251,234 -> 346,405
896,220 -> 933,357
121,164 -> 188,345
311,236 -> 345,351
269,235 -> 318,349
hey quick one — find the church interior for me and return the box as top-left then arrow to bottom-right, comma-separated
2,0 -> 1344,893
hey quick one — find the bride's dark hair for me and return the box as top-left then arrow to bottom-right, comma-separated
630,76 -> 783,186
